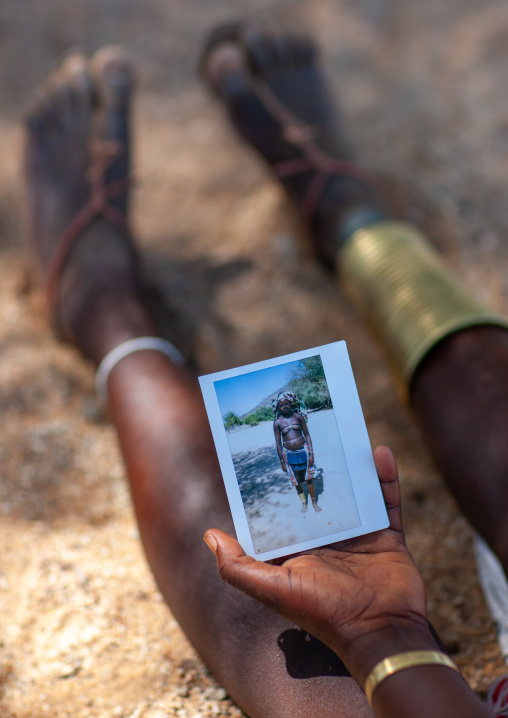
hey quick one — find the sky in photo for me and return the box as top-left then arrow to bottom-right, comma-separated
215,359 -> 304,418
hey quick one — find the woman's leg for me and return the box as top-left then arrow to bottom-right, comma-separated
202,26 -> 508,574
24,49 -> 372,718
306,479 -> 322,512
410,327 -> 508,571
293,466 -> 321,513
293,475 -> 308,512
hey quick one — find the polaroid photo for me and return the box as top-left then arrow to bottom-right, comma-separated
199,341 -> 389,561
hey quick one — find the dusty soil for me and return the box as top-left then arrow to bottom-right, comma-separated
2,0 -> 508,716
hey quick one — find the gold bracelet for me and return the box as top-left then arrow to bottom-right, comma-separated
338,220 -> 508,402
364,650 -> 460,707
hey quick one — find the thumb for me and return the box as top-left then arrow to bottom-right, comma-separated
204,528 -> 245,563
204,528 -> 256,582
203,529 -> 282,601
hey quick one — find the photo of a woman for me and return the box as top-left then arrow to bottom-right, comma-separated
273,392 -> 322,513
213,353 -> 361,554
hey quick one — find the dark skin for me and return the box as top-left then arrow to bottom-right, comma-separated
411,326 -> 508,573
204,26 -> 508,581
205,447 -> 490,718
23,27 -> 500,718
24,46 -> 379,718
274,399 -> 313,472
273,398 -> 320,510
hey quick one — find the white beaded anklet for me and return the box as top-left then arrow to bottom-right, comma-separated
95,336 -> 185,402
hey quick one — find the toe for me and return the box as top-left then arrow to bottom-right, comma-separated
43,55 -> 87,130
60,54 -> 93,119
24,54 -> 90,136
89,46 -> 132,210
46,74 -> 75,130
24,91 -> 47,135
200,24 -> 318,107
90,46 -> 133,110
244,27 -> 316,74
203,42 -> 251,102
241,26 -> 277,74
27,90 -> 59,137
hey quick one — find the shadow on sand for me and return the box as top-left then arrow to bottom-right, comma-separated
233,445 -> 290,509
233,445 -> 325,509
309,466 -> 324,501
278,629 -> 350,678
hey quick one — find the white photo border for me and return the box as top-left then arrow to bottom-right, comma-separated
199,341 -> 389,561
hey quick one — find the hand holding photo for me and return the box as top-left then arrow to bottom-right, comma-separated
199,341 -> 388,561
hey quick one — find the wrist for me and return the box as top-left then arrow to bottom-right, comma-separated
335,619 -> 440,687
365,650 -> 460,707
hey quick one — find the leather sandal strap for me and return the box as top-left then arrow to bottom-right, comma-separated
248,74 -> 372,219
45,140 -> 132,329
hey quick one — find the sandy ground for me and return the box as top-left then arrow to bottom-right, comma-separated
229,411 -> 362,554
2,0 -> 508,716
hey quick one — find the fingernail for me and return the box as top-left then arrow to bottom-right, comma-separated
204,532 -> 218,554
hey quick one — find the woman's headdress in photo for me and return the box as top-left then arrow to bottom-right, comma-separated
272,391 -> 308,420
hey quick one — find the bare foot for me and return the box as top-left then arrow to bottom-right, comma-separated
301,501 -> 308,514
24,48 -> 155,362
312,498 -> 322,513
201,24 -> 385,267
